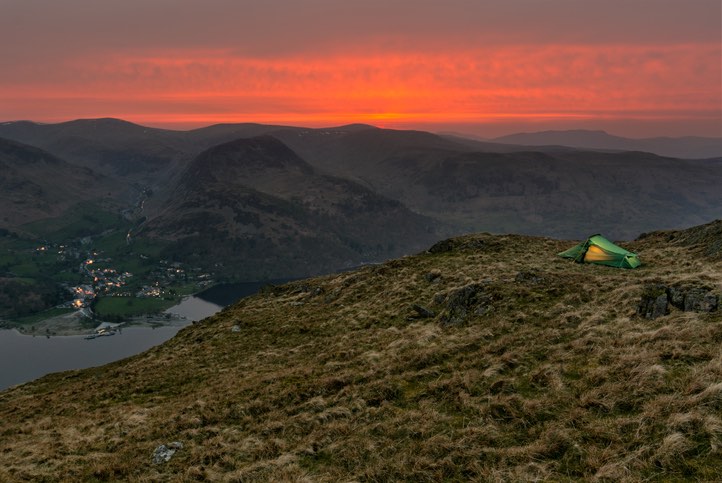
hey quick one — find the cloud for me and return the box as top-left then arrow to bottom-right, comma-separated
0,1 -> 719,135
2,44 -> 718,124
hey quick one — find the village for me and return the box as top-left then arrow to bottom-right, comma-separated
33,241 -> 215,314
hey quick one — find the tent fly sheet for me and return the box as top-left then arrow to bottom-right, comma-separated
558,234 -> 641,269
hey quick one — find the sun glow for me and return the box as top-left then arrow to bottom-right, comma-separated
1,43 -> 719,133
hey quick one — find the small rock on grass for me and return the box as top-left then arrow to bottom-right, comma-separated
152,441 -> 183,464
411,304 -> 435,318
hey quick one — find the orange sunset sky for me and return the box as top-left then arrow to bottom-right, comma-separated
1,0 -> 720,137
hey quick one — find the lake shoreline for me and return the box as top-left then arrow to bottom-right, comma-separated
1,280 -> 283,337
5,310 -> 192,337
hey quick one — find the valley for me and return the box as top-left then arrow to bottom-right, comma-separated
0,201 -> 215,334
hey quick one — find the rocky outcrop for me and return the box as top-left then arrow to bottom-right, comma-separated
437,282 -> 494,325
427,236 -> 491,254
668,285 -> 718,312
638,283 -> 718,319
638,284 -> 669,319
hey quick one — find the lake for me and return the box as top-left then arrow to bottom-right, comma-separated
196,280 -> 287,306
163,280 -> 286,322
0,326 -> 185,390
0,281 -> 286,391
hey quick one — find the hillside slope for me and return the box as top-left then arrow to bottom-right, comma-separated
140,136 -> 440,279
1,221 -> 720,481
0,119 -> 193,182
0,137 -> 122,228
274,128 -> 722,239
4,119 -> 720,243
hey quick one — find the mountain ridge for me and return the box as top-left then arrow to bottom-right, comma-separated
1,118 -> 721,275
492,129 -> 722,159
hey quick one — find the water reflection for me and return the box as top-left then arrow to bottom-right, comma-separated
0,326 -> 185,391
164,296 -> 221,321
0,280 -> 288,391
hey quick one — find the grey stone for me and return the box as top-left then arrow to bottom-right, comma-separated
640,282 -> 718,319
638,284 -> 669,319
428,239 -> 456,254
668,284 -> 718,313
475,305 -> 494,316
152,441 -> 183,464
423,271 -> 442,283
683,288 -> 718,312
411,304 -> 435,318
427,238 -> 486,254
667,286 -> 686,308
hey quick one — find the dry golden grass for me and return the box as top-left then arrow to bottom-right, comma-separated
0,223 -> 721,481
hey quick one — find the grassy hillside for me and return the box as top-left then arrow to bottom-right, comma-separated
0,221 -> 720,481
0,138 -> 125,229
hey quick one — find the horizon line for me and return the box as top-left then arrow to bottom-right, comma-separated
2,117 -> 721,141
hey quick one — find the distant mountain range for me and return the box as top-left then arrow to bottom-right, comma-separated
491,129 -> 722,159
1,119 -> 721,279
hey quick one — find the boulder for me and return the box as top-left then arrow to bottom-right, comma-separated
427,237 -> 487,254
440,283 -> 493,325
515,271 -> 545,285
423,270 -> 442,283
638,284 -> 669,319
411,304 -> 435,318
668,285 -> 718,313
638,283 -> 718,319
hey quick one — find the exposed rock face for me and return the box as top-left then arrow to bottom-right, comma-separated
439,282 -> 493,325
668,285 -> 719,313
639,283 -> 718,319
638,285 -> 669,320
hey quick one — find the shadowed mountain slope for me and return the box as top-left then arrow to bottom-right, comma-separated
140,136 -> 440,279
0,119 -> 192,181
0,221 -> 720,480
2,118 -> 721,244
271,130 -> 722,240
0,137 -> 121,227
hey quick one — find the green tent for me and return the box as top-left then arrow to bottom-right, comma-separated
558,234 -> 641,269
